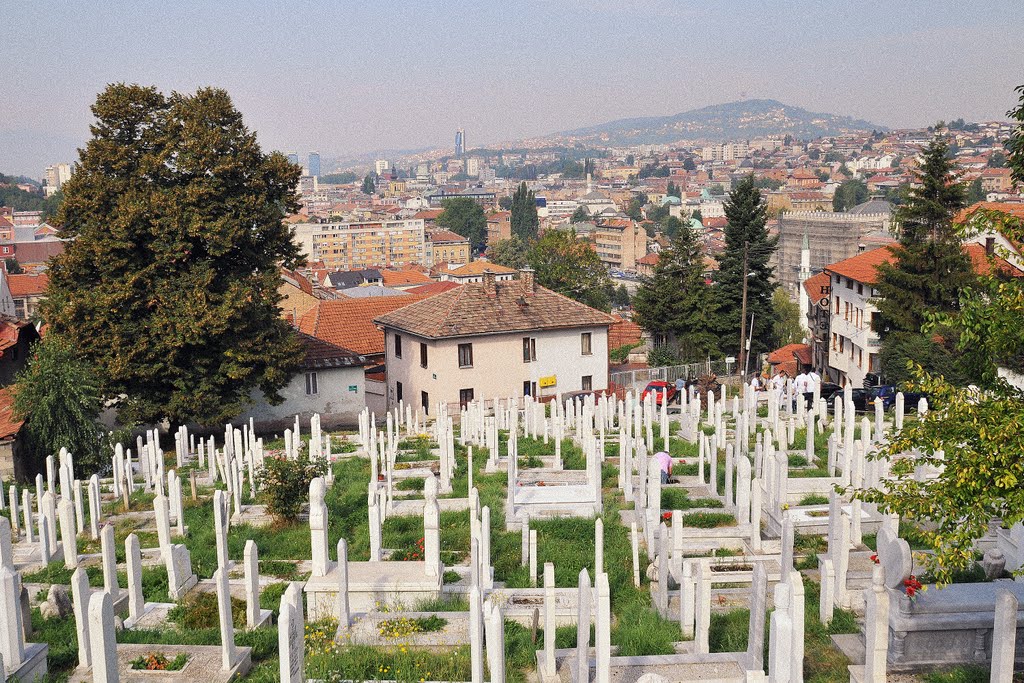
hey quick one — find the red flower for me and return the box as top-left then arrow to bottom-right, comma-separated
662,511 -> 672,521
870,554 -> 879,564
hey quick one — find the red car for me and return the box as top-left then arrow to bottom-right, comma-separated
640,381 -> 677,405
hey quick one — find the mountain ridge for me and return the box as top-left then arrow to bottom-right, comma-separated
541,98 -> 886,146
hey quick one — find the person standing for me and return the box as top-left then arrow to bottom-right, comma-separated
656,450 -> 673,484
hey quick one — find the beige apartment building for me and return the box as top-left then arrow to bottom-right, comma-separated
310,219 -> 425,270
592,218 -> 647,271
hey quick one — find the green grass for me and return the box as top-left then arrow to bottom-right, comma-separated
396,477 -> 425,491
661,488 -> 724,511
798,494 -> 829,506
680,512 -> 736,528
414,594 -> 469,612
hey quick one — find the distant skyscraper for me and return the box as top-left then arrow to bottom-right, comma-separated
455,129 -> 465,157
308,151 -> 321,178
287,152 -> 299,166
375,159 -> 391,176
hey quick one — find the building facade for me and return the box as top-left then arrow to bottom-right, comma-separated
824,247 -> 892,388
310,219 -> 426,270
593,219 -> 647,271
375,270 -> 614,413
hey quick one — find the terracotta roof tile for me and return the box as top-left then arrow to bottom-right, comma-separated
381,270 -> 432,287
297,332 -> 371,370
963,243 -> 1024,277
405,281 -> 462,296
0,387 -> 24,440
298,295 -> 430,356
449,261 -> 517,277
803,271 -> 832,300
767,343 -> 812,365
427,230 -> 469,244
374,279 -> 616,339
8,272 -> 48,297
824,246 -> 896,286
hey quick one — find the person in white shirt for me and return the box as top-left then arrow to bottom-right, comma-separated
809,370 -> 822,392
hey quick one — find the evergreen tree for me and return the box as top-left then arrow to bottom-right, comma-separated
527,229 -> 611,311
632,226 -> 720,362
570,206 -> 590,224
510,181 -> 539,240
714,175 -> 778,360
45,84 -> 304,426
361,174 -> 375,194
873,133 -> 973,381
436,197 -> 487,251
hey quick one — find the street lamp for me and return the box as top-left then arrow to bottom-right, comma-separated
738,239 -> 758,380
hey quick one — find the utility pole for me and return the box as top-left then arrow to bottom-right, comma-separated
738,240 -> 749,379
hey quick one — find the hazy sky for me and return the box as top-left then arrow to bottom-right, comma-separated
3,0 -> 1023,177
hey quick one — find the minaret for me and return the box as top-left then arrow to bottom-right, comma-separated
798,229 -> 811,338
586,172 -> 593,195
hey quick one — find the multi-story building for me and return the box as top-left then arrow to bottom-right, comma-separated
802,271 -> 833,377
824,246 -> 891,388
592,218 -> 647,271
310,219 -> 426,270
455,129 -> 465,157
774,206 -> 893,301
308,152 -> 321,178
287,152 -> 299,166
426,230 -> 471,266
427,189 -> 496,209
43,163 -> 72,196
375,159 -> 391,176
465,158 -> 480,177
486,211 -> 511,244
375,269 -> 614,413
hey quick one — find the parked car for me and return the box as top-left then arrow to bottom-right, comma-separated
849,385 -> 930,412
640,380 -> 676,405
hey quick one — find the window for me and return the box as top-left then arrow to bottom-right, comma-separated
305,372 -> 318,396
845,278 -> 853,290
834,297 -> 839,315
522,336 -> 537,362
832,333 -> 838,351
421,391 -> 429,415
523,380 -> 532,397
394,333 -> 403,359
420,342 -> 428,368
582,375 -> 593,392
581,332 -> 592,356
459,388 -> 474,408
396,381 -> 403,403
839,336 -> 845,353
857,283 -> 864,295
458,343 -> 474,368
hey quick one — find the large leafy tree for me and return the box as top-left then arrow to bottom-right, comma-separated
714,175 -> 778,359
487,237 -> 528,270
436,197 -> 487,251
46,84 -> 304,426
527,229 -> 611,311
852,85 -> 1024,584
872,131 -> 974,382
510,181 -> 539,240
13,335 -> 105,474
832,178 -> 868,211
632,226 -> 719,362
770,287 -> 804,347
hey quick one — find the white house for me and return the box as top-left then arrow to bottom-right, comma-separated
234,332 -> 372,431
374,269 -> 615,414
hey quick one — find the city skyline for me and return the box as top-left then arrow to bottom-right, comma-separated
3,0 -> 1024,177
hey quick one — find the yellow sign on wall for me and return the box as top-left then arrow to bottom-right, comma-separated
538,375 -> 557,388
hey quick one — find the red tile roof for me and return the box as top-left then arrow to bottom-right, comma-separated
767,343 -> 812,366
637,253 -> 659,266
374,279 -> 616,339
381,269 -> 433,287
803,271 -> 832,300
963,243 -> 1024,277
449,261 -> 517,276
297,332 -> 371,370
405,281 -> 462,296
0,387 -> 24,441
298,295 -> 429,356
7,272 -> 48,297
427,230 -> 469,244
824,246 -> 896,286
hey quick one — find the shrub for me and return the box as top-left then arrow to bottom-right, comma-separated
167,591 -> 245,630
255,454 -> 328,522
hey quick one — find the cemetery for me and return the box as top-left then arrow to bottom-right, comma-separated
0,384 -> 1022,683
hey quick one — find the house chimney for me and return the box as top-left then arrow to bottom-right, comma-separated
519,267 -> 535,295
482,269 -> 496,297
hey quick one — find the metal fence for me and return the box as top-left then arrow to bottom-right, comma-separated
610,359 -> 740,394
